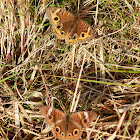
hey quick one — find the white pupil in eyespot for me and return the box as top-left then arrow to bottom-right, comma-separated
82,33 -> 85,37
54,17 -> 58,21
74,130 -> 78,134
56,128 -> 59,132
83,119 -> 87,123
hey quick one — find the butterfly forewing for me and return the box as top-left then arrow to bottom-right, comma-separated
70,111 -> 98,128
46,7 -> 75,40
40,106 -> 65,124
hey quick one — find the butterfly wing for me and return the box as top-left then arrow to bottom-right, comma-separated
46,7 -> 75,40
65,19 -> 95,44
70,111 -> 98,128
40,106 -> 65,124
52,116 -> 82,140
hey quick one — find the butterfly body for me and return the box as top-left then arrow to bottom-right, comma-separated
40,106 -> 97,140
46,7 -> 94,44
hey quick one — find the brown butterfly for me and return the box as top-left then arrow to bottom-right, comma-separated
46,7 -> 95,45
40,106 -> 97,140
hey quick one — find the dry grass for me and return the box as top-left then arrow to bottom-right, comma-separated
0,0 -> 140,140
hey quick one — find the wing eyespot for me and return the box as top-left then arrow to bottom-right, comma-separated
61,132 -> 65,136
56,24 -> 63,30
82,119 -> 87,124
68,133 -> 72,137
57,25 -> 61,29
60,31 -> 64,35
48,115 -> 53,120
53,16 -> 59,21
73,36 -> 76,40
73,129 -> 79,136
80,32 -> 85,38
55,126 -> 60,133
72,34 -> 77,40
